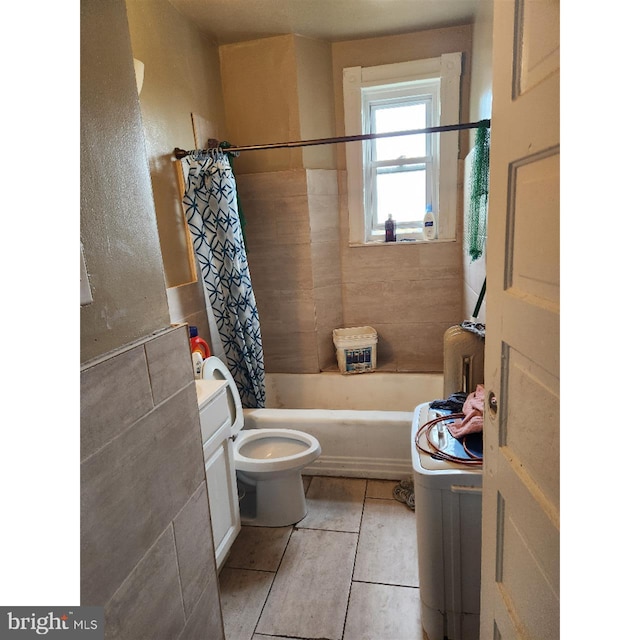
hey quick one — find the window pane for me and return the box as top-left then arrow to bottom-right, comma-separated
374,103 -> 426,161
376,167 -> 426,225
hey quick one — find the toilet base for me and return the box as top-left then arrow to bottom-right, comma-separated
237,470 -> 308,527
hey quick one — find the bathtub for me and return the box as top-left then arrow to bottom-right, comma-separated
243,371 -> 443,479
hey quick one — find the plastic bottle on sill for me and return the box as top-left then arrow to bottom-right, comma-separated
385,214 -> 396,242
423,204 -> 437,240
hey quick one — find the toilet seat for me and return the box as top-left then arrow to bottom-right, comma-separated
234,428 -> 321,473
202,356 -> 244,436
201,357 -> 321,471
201,356 -> 321,527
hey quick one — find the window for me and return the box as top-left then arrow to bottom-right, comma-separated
343,54 -> 462,245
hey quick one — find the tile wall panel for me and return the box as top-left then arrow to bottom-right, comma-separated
391,321 -> 454,371
306,168 -> 339,195
255,288 -> 316,332
310,239 -> 341,288
165,282 -> 214,353
145,325 -> 194,405
166,281 -> 206,320
342,279 -> 460,326
242,194 -> 311,248
307,170 -> 342,371
236,169 -> 309,199
246,192 -> 310,222
308,194 -> 340,243
238,170 -> 319,372
246,244 -> 314,291
314,284 -> 343,371
173,482 -> 217,618
103,527 -> 184,640
81,330 -> 222,639
262,330 -> 320,373
235,165 -> 462,373
373,323 -> 452,372
177,576 -> 225,640
82,384 -> 204,605
418,239 -> 463,279
341,244 -> 422,284
80,346 -> 153,461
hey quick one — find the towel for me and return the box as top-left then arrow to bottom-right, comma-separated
448,384 -> 485,438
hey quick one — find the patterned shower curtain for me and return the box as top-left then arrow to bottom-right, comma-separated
181,150 -> 265,408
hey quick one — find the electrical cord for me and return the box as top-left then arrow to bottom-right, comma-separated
415,413 -> 483,467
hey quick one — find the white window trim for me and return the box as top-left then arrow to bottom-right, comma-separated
363,80 -> 439,241
343,53 -> 462,245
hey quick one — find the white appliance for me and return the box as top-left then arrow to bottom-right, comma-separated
412,402 -> 482,640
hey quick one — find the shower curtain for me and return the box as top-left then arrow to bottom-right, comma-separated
181,150 -> 265,408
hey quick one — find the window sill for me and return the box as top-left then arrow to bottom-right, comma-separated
348,238 -> 456,248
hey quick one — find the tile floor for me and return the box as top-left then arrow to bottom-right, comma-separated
218,476 -> 427,640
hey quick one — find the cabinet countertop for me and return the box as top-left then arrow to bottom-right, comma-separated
195,379 -> 227,408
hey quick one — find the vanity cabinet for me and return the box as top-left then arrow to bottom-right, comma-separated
195,379 -> 241,569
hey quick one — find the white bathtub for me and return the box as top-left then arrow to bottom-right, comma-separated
243,372 -> 443,479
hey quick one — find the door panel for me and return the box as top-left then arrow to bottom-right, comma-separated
481,0 -> 560,637
507,150 -> 560,303
500,346 -> 560,509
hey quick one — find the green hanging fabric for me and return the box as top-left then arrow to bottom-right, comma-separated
467,123 -> 490,262
219,141 -> 248,251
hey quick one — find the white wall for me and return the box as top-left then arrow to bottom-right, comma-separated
463,1 -> 494,323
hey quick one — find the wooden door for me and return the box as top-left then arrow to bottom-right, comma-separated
481,0 -> 560,637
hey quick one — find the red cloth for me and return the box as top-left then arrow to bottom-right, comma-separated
448,384 -> 485,438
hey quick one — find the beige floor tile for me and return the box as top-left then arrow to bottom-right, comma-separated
256,528 -> 358,640
366,479 -> 402,499
224,525 -> 292,572
296,476 -> 366,532
353,498 -> 419,587
343,581 -> 425,640
219,567 -> 275,640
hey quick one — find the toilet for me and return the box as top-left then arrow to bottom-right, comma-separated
202,356 -> 321,527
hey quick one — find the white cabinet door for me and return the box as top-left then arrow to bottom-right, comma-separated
205,437 -> 241,569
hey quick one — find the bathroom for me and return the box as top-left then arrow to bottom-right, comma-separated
77,1 -> 557,639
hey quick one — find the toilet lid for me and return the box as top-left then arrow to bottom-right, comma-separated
202,356 -> 244,436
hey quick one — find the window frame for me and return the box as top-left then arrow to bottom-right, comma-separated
363,81 -> 440,240
343,54 -> 462,245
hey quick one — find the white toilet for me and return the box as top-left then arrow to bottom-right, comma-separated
202,356 -> 321,527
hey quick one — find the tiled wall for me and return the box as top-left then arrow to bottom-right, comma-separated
308,170 -> 343,369
236,167 -> 463,373
237,169 -> 343,372
338,170 -> 463,372
80,324 -> 224,639
166,279 -> 215,355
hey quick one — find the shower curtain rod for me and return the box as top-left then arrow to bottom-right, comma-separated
173,118 -> 490,158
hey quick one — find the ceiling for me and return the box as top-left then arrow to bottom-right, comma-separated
168,0 -> 483,45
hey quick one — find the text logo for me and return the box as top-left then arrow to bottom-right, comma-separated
0,608 -> 103,639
